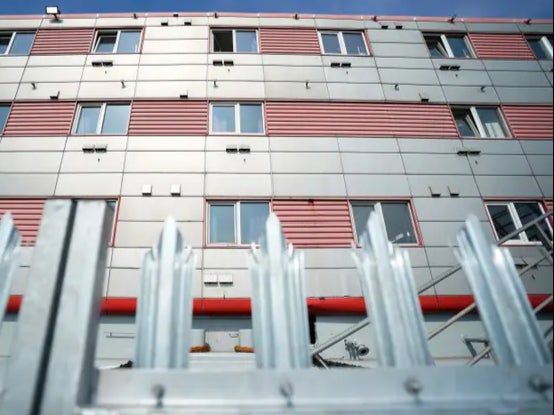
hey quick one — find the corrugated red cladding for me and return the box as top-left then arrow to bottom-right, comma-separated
128,100 -> 209,135
468,33 -> 535,59
3,101 -> 76,136
30,29 -> 95,55
265,102 -> 459,138
503,106 -> 553,139
259,28 -> 321,54
0,199 -> 45,246
272,200 -> 354,247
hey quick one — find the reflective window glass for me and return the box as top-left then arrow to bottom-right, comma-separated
209,204 -> 235,243
10,32 -> 34,54
240,104 -> 263,133
101,104 -> 130,134
117,31 -> 141,53
236,30 -> 258,53
381,203 -> 417,244
476,108 -> 507,138
212,105 -> 236,133
487,205 -> 517,240
0,105 -> 10,133
240,202 -> 270,244
76,106 -> 101,134
95,33 -> 117,53
321,33 -> 341,54
343,32 -> 367,55
447,36 -> 472,58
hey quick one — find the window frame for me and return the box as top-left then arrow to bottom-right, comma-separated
92,29 -> 142,54
423,33 -> 475,59
211,28 -> 259,53
73,102 -> 131,136
349,200 -> 420,246
526,35 -> 554,59
452,106 -> 511,139
209,102 -> 265,135
318,30 -> 369,56
207,200 -> 271,246
485,201 -> 553,245
0,31 -> 35,55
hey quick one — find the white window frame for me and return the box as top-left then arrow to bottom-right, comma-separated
210,102 -> 265,135
0,31 -> 34,55
486,201 -> 552,245
318,30 -> 369,56
350,201 -> 419,246
424,33 -> 475,58
452,106 -> 510,139
73,102 -> 130,135
211,29 -> 259,53
207,200 -> 270,245
93,29 -> 141,54
527,35 -> 554,59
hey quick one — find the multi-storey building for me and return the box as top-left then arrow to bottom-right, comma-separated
0,11 -> 552,366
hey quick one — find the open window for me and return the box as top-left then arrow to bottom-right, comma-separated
526,35 -> 554,59
93,30 -> 141,54
424,33 -> 474,58
211,103 -> 264,134
0,31 -> 35,55
319,31 -> 368,55
452,107 -> 510,138
208,201 -> 270,245
73,103 -> 131,135
212,29 -> 258,53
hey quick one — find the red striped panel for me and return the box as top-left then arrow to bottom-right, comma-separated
128,100 -> 209,136
259,28 -> 321,54
0,199 -> 45,246
3,101 -> 76,136
468,33 -> 535,60
502,106 -> 553,139
265,102 -> 459,138
272,200 -> 354,247
30,29 -> 94,55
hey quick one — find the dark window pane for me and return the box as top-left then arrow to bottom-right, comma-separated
9,32 -> 34,54
447,36 -> 472,58
101,104 -> 130,134
352,204 -> 375,241
381,203 -> 417,244
76,106 -> 101,134
213,30 -> 233,52
212,105 -> 236,133
528,38 -> 549,59
321,33 -> 341,54
343,33 -> 367,55
0,105 -> 9,133
453,109 -> 478,137
210,204 -> 235,243
117,31 -> 141,53
515,203 -> 551,242
487,205 -> 517,240
236,31 -> 258,53
240,202 -> 269,244
95,33 -> 117,53
426,37 -> 447,57
240,104 -> 263,133
0,34 -> 11,54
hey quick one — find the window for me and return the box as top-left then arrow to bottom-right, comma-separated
208,201 -> 270,245
319,31 -> 368,55
74,103 -> 130,135
211,103 -> 264,134
424,33 -> 474,58
212,29 -> 258,53
0,105 -> 9,134
93,30 -> 141,54
526,35 -> 554,59
486,202 -> 552,244
351,201 -> 418,245
452,107 -> 510,138
0,31 -> 35,55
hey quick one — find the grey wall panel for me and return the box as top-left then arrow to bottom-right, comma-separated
271,152 -> 342,173
264,81 -> 328,99
475,175 -> 543,197
315,18 -> 366,30
371,42 -> 430,58
419,220 -> 495,247
517,23 -> 554,33
520,267 -> 553,294
208,65 -> 265,82
464,22 -> 521,32
201,269 -> 251,298
442,85 -> 500,104
375,57 -> 434,69
536,176 -> 553,198
115,221 -> 203,248
16,82 -> 79,100
324,67 -> 381,83
305,268 -> 361,298
402,154 -> 472,174
209,53 -> 264,66
55,173 -> 123,196
0,18 -> 41,29
134,81 -> 207,98
373,20 -> 419,30
207,80 -> 266,99
0,137 -> 66,152
379,68 -> 440,85
0,174 -> 57,196
425,247 -> 459,267
208,136 -> 269,152
431,59 -> 486,71
94,16 -> 146,27
85,55 -> 141,66
431,268 -> 472,295
78,81 -> 137,99
0,84 -> 19,100
138,65 -> 207,81
263,66 -> 326,82
413,197 -> 488,221
127,136 -> 205,151
0,56 -> 28,68
205,174 -> 272,196
366,29 -> 425,43
526,155 -> 553,175
460,139 -> 523,155
111,248 -> 150,269
345,174 -> 411,197
206,152 -> 271,173
416,21 -> 468,32
327,83 -> 386,101
382,84 -> 446,102
66,136 -> 128,152
81,66 -> 139,82
0,153 -> 62,173
495,87 -> 553,104
539,60 -> 554,73
483,60 -> 543,71
140,54 -> 208,65
303,248 -> 355,269
404,247 -> 429,268
520,140 -> 554,155
547,72 -> 553,86
121,173 -> 205,196
270,137 -> 338,152
488,71 -> 551,87
124,152 -> 205,173
436,70 -> 493,86
263,54 -> 323,66
106,268 -> 139,298
407,175 -> 480,197
341,153 -> 405,174
339,137 -> 399,153
145,16 -> 209,27
321,56 -> 377,68
411,268 -> 436,295
60,152 -> 126,173
203,249 -> 250,269
0,67 -> 25,83
469,154 -> 532,175
273,174 -> 346,197
22,64 -> 83,80
144,25 -> 209,40
397,138 -> 463,154
117,197 -> 204,222
142,39 -> 207,54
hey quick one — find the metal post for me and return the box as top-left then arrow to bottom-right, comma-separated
0,213 -> 21,329
134,217 -> 195,369
249,213 -> 311,369
352,212 -> 433,368
457,215 -> 552,366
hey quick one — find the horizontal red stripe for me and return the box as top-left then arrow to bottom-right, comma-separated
259,28 -> 321,54
469,33 -> 535,60
30,29 -> 94,55
503,106 -> 553,140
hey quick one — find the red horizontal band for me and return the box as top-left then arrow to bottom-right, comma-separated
5,294 -> 552,316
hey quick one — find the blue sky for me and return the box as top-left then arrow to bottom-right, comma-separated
1,0 -> 552,19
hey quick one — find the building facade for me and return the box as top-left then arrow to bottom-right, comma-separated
0,11 -> 552,365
